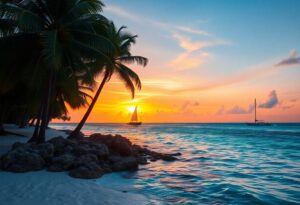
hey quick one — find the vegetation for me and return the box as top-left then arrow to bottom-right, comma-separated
0,0 -> 148,142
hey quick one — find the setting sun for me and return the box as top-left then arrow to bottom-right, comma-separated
128,106 -> 136,113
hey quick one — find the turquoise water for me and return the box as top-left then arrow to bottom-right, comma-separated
51,123 -> 300,205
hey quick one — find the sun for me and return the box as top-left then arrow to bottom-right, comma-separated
128,106 -> 136,113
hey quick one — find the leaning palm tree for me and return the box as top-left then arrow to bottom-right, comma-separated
69,22 -> 148,138
0,0 -> 114,143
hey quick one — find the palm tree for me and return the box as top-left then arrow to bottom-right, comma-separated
0,0 -> 114,143
69,22 -> 148,138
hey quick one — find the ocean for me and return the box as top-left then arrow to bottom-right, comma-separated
50,123 -> 300,205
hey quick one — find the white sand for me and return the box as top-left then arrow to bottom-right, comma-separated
0,124 -> 149,205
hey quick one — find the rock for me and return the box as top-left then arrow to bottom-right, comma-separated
72,142 -> 109,158
73,154 -> 99,167
100,162 -> 112,173
69,162 -> 103,179
68,131 -> 85,140
11,142 -> 26,150
90,143 -> 109,158
155,153 -> 177,161
111,156 -> 138,171
48,136 -> 67,154
137,156 -> 148,165
89,133 -> 114,147
47,153 -> 76,172
1,148 -> 45,172
111,141 -> 132,156
89,134 -> 132,156
31,143 -> 54,161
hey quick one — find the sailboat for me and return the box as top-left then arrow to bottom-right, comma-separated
128,106 -> 142,125
246,98 -> 272,126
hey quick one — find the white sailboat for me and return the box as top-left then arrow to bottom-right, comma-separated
128,106 -> 142,125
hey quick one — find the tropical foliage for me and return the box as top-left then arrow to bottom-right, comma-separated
0,0 -> 148,142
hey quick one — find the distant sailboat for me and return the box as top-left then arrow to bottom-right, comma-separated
246,98 -> 272,126
128,106 -> 142,125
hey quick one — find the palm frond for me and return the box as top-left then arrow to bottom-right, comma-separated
40,30 -> 62,69
118,63 -> 142,90
118,55 -> 148,67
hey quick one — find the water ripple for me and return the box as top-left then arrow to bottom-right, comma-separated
51,123 -> 300,205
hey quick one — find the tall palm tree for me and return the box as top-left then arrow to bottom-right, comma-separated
0,0 -> 114,143
69,22 -> 148,138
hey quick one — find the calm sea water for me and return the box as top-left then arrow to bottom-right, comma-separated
50,123 -> 300,205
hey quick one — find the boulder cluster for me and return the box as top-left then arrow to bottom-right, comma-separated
0,133 -> 180,179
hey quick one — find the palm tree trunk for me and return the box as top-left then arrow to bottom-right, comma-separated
69,72 -> 109,139
0,99 -> 7,135
28,104 -> 43,142
37,69 -> 54,143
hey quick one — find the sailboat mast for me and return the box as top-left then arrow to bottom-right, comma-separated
254,98 -> 257,123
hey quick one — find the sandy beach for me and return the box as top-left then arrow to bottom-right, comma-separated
0,125 -> 149,205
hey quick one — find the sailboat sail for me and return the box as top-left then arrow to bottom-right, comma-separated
128,106 -> 142,125
131,106 -> 138,122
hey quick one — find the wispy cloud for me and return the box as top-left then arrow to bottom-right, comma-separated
169,33 -> 228,70
181,100 -> 200,111
169,52 -> 211,70
150,21 -> 209,36
173,51 -> 300,93
104,4 -> 229,71
216,104 -> 254,115
104,5 -> 140,22
104,4 -> 208,36
172,34 -> 228,52
259,90 -> 279,109
276,49 -> 300,67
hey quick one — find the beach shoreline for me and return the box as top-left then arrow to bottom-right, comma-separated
0,124 -> 150,205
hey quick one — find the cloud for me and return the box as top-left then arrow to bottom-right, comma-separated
170,52 -> 211,70
276,49 -> 300,67
259,90 -> 279,109
216,106 -> 225,115
227,105 -> 253,114
104,5 -> 139,22
216,104 -> 254,115
181,100 -> 200,111
150,21 -> 209,36
172,34 -> 229,53
280,98 -> 298,110
172,34 -> 205,52
169,33 -> 228,70
291,99 -> 297,102
104,3 -> 229,71
105,4 -> 209,37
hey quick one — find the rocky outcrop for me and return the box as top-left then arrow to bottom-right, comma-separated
47,153 -> 76,171
69,162 -> 103,179
0,132 -> 180,179
89,134 -> 133,156
1,143 -> 45,172
110,156 -> 138,171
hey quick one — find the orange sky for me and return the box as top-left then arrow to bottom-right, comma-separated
54,1 -> 300,123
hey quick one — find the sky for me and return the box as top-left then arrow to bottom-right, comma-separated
56,0 -> 300,123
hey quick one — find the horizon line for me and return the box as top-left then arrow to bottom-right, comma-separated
50,122 -> 300,124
